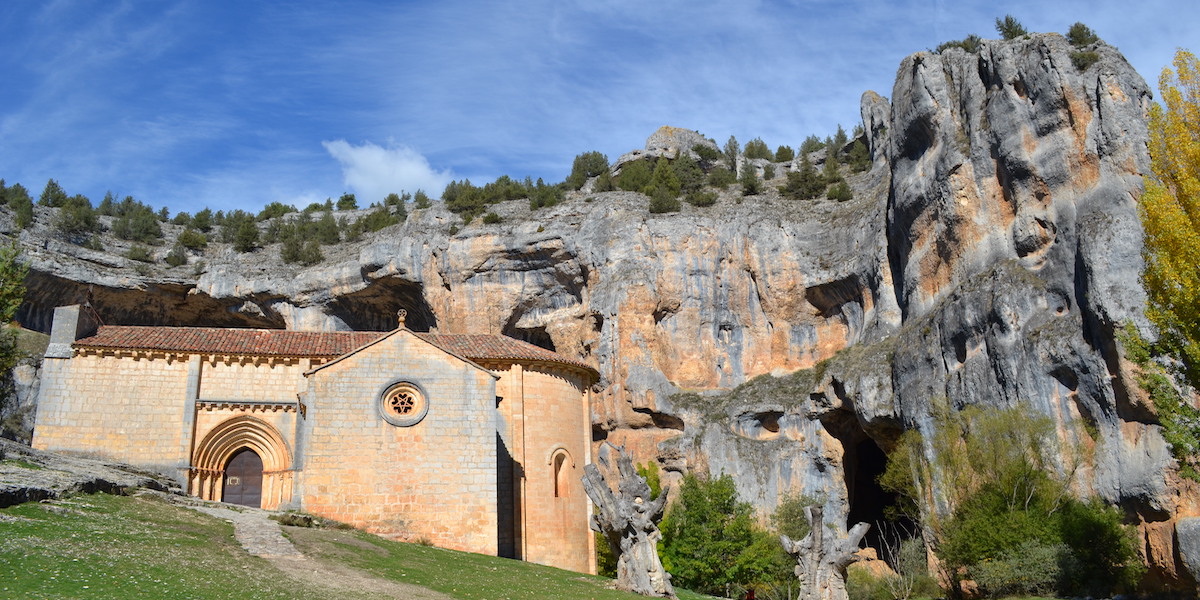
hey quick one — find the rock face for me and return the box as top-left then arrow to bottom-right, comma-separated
7,33 -> 1197,588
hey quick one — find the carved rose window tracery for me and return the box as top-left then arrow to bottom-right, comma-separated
378,381 -> 428,427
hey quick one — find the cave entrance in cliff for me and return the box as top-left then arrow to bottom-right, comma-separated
821,407 -> 913,566
328,279 -> 437,332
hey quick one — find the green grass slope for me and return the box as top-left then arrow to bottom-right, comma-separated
0,491 -> 712,600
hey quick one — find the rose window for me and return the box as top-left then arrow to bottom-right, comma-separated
378,381 -> 428,427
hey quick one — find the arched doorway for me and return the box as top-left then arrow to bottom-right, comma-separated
223,448 -> 264,507
189,415 -> 293,510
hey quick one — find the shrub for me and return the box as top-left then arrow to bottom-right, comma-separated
685,190 -> 717,207
230,215 -> 259,252
708,167 -> 736,188
482,212 -> 501,224
384,192 -> 408,222
126,244 -> 154,263
970,541 -> 1066,598
54,194 -> 101,242
592,170 -> 615,192
723,136 -> 740,168
1066,22 -> 1099,47
257,201 -> 296,221
784,155 -> 825,200
1071,51 -> 1100,71
528,178 -> 563,210
354,207 -> 400,233
770,492 -> 815,541
644,158 -> 681,199
647,188 -> 681,214
314,212 -> 341,243
191,208 -> 213,233
112,204 -> 163,244
660,473 -> 791,595
413,190 -> 431,209
846,566 -> 893,600
994,14 -> 1028,40
886,404 -> 1143,598
566,151 -> 610,190
847,140 -> 871,172
936,34 -> 983,54
336,193 -> 358,211
280,236 -> 323,266
739,165 -> 761,196
827,181 -> 853,201
743,137 -> 771,160
671,154 -> 706,193
302,200 -> 331,214
165,244 -> 187,267
5,183 -> 33,229
800,135 -> 825,154
822,153 -> 844,185
692,144 -> 723,168
616,160 -> 653,192
774,145 -> 795,163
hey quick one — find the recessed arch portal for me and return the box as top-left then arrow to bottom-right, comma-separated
189,415 -> 293,509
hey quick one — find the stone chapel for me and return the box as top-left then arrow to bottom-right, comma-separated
32,304 -> 597,574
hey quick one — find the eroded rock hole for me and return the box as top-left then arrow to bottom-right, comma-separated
329,277 -> 436,332
502,325 -> 555,352
823,410 -> 915,566
759,411 -> 781,434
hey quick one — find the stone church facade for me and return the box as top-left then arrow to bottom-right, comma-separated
32,305 -> 597,573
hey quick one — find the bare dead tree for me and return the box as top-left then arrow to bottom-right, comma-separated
780,505 -> 869,600
582,443 -> 675,598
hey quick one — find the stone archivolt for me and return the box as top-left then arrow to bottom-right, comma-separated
189,414 -> 293,509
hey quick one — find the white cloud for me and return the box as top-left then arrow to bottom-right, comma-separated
322,140 -> 454,203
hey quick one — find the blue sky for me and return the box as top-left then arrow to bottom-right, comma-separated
1,1 -> 1196,216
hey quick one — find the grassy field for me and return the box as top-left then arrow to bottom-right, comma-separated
0,491 -> 712,600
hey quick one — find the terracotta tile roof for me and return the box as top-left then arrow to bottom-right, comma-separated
74,326 -> 383,357
417,333 -> 598,376
73,326 -> 598,378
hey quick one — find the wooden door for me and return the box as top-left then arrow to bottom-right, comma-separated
223,448 -> 263,508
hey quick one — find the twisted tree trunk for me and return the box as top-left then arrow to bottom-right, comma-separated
781,505 -> 869,600
582,443 -> 675,598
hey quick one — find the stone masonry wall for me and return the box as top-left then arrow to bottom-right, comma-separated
491,362 -> 593,573
299,331 -> 500,556
198,358 -> 308,402
33,351 -> 190,475
518,366 -> 592,573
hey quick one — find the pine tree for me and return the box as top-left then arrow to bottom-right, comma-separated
645,158 -> 682,199
995,15 -> 1028,40
723,136 -> 740,169
784,154 -> 825,200
38,179 -> 68,207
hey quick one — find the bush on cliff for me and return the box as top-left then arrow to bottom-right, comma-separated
566,151 -> 610,190
881,404 -> 1142,597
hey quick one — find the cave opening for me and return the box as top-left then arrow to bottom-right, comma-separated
822,408 -> 916,567
502,325 -> 556,352
328,278 -> 437,332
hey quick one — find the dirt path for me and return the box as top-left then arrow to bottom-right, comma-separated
185,502 -> 452,600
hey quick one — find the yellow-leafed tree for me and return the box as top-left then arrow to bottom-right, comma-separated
1142,49 -> 1200,387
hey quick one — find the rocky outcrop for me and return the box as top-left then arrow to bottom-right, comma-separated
6,32 -> 1195,588
0,438 -> 179,507
612,125 -> 718,173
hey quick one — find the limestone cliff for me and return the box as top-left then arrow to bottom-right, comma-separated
6,33 -> 1196,587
